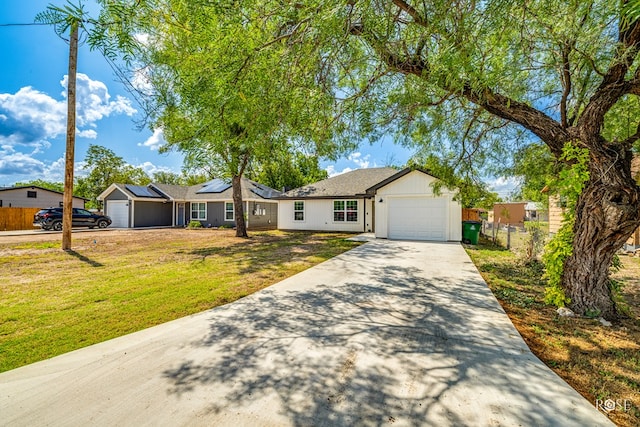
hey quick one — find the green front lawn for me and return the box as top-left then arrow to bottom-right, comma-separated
0,229 -> 360,372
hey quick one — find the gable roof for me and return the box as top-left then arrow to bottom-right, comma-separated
0,185 -> 87,200
364,168 -> 441,193
276,167 -> 399,199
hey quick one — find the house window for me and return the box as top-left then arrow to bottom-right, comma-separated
27,191 -> 37,198
334,200 -> 358,222
294,201 -> 304,221
191,202 -> 206,220
225,202 -> 234,221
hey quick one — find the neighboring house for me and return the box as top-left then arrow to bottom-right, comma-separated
276,167 -> 462,241
524,202 -> 548,222
98,178 -> 280,229
547,195 -> 564,234
0,186 -> 86,209
492,202 -> 526,228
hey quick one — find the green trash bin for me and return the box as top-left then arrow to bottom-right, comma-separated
462,220 -> 482,245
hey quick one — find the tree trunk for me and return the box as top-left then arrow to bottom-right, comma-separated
562,147 -> 640,320
231,174 -> 248,238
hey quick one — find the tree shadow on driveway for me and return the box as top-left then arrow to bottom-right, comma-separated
162,242 -> 607,426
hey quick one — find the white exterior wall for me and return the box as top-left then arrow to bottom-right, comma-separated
278,199 -> 365,232
374,171 -> 462,241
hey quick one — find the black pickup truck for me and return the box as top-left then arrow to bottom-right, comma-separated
33,207 -> 112,231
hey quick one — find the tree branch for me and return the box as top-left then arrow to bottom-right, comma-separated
560,41 -> 572,128
391,0 -> 428,27
578,16 -> 640,134
349,17 -> 569,156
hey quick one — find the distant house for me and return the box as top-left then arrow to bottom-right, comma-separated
98,178 -> 280,229
276,167 -> 462,241
0,186 -> 86,209
524,202 -> 548,222
492,202 -> 526,228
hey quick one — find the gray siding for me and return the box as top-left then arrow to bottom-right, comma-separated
208,202 -> 234,227
134,201 -> 173,227
0,188 -> 84,208
248,201 -> 277,229
187,201 -> 234,228
186,201 -> 275,229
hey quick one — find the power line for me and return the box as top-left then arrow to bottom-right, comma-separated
0,23 -> 49,27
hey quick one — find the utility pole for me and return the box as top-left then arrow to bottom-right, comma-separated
62,21 -> 78,251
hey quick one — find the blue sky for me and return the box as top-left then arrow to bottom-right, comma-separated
0,1 -> 515,197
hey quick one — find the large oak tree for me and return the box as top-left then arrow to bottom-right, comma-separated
288,0 -> 640,320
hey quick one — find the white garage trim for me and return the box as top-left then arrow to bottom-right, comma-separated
107,200 -> 130,228
388,197 -> 448,241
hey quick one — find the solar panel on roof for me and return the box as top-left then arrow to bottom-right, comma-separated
196,179 -> 232,194
125,185 -> 164,198
250,183 -> 278,199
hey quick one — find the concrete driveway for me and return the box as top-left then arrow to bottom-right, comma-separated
0,240 -> 612,426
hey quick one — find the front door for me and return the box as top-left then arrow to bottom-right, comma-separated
177,203 -> 185,226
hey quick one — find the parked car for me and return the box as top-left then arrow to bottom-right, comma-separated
33,207 -> 112,231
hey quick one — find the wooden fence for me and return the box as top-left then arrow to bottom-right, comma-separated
462,208 -> 483,221
0,207 -> 40,231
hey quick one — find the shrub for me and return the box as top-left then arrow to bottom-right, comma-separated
542,142 -> 589,307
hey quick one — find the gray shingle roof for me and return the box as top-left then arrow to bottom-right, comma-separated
152,178 -> 281,201
277,167 -> 399,199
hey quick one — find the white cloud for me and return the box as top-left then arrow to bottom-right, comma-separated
138,128 -> 165,151
0,151 -> 45,176
325,151 -> 377,177
41,157 -> 67,182
0,75 -> 138,182
0,86 -> 67,142
1,75 -> 136,150
131,66 -> 154,95
487,176 -> 521,199
136,161 -> 176,176
60,73 -> 137,126
326,165 -> 353,177
347,152 -> 371,169
77,129 -> 98,139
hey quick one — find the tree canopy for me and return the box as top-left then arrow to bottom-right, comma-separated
76,144 -> 150,208
97,0 -> 640,319
248,152 -> 328,192
265,0 -> 640,320
98,0 -> 355,236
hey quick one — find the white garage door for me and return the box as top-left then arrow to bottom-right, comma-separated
107,200 -> 130,228
388,197 -> 447,241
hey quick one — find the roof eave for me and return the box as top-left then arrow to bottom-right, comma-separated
365,167 -> 443,193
